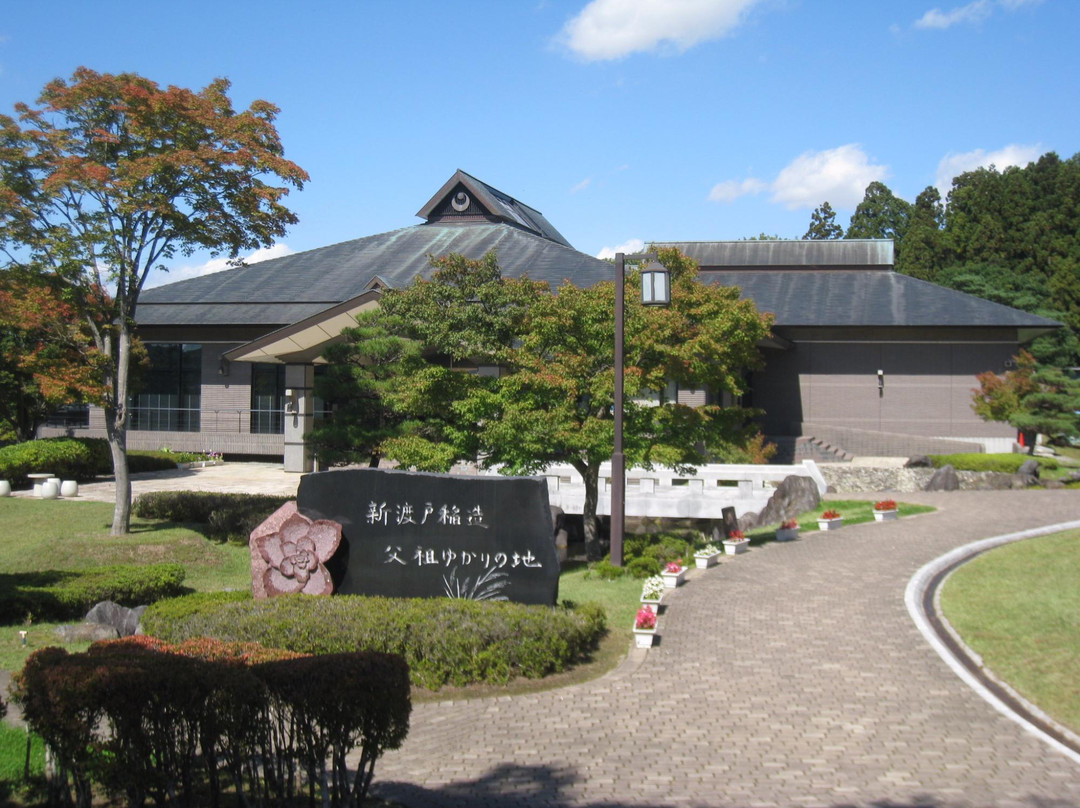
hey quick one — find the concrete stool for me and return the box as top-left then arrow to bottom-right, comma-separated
40,481 -> 59,500
0,480 -> 10,497
60,480 -> 79,498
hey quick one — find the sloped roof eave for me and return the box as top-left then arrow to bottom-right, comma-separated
222,291 -> 383,364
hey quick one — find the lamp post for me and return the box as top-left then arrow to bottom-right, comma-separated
611,252 -> 670,567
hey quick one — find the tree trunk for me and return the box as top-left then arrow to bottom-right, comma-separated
106,322 -> 133,535
577,462 -> 603,561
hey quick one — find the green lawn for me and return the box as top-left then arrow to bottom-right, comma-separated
745,498 -> 935,541
940,529 -> 1080,734
0,498 -> 250,673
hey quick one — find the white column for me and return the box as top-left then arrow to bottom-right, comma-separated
283,363 -> 315,473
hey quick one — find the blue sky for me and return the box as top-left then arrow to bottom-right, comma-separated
1,0 -> 1075,286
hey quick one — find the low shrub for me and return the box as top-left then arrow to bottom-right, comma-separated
126,451 -> 186,474
0,437 -> 110,489
0,563 -> 187,624
132,491 -> 292,544
142,592 -> 607,690
929,453 -> 1058,473
12,638 -> 410,807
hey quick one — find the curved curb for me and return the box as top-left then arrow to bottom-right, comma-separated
906,520 -> 1080,766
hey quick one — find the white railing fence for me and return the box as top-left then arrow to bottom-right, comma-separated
480,461 -> 825,519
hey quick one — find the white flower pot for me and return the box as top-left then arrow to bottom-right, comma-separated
817,518 -> 843,531
661,568 -> 686,588
633,628 -> 656,648
775,527 -> 799,542
873,509 -> 898,522
640,597 -> 662,613
694,551 -> 721,569
722,540 -> 748,555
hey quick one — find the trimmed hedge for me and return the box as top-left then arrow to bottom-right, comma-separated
929,453 -> 1059,474
142,592 -> 607,690
132,491 -> 293,544
12,638 -> 410,807
0,437 -> 110,489
0,563 -> 187,624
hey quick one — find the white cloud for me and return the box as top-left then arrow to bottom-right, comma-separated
934,143 -> 1042,195
914,1 -> 991,29
914,0 -> 1040,29
558,0 -> 763,61
570,177 -> 592,194
146,242 -> 294,288
707,177 -> 768,204
707,145 -> 887,211
596,238 -> 645,259
770,145 -> 888,210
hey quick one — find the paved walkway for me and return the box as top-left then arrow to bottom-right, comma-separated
11,461 -> 303,503
371,490 -> 1080,808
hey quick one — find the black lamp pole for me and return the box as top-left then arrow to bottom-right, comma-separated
611,252 -> 669,567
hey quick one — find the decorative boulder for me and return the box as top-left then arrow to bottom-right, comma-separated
924,464 -> 959,492
738,474 -> 820,531
249,501 -> 342,599
85,601 -> 147,637
1017,459 -> 1041,478
905,455 -> 934,468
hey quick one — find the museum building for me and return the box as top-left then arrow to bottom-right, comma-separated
40,170 -> 1060,470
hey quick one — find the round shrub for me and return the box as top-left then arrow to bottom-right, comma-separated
0,437 -> 110,489
0,563 -> 187,624
142,593 -> 607,690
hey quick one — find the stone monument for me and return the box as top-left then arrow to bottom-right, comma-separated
251,468 -> 559,606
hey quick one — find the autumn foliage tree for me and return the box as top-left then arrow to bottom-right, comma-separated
0,275 -> 108,441
972,350 -> 1080,452
0,68 -> 307,533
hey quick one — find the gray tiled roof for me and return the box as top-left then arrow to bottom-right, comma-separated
705,269 -> 1060,329
138,222 -> 612,327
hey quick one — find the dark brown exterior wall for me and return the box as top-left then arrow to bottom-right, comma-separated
754,327 -> 1017,442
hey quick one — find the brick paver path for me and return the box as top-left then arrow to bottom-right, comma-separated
373,490 -> 1080,807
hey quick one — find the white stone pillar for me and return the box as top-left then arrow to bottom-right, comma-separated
283,363 -> 315,473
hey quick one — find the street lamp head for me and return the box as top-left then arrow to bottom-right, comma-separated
640,258 -> 671,306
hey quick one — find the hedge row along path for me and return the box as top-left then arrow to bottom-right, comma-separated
371,489 -> 1080,807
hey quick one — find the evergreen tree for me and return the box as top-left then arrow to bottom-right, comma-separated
895,186 -> 945,281
845,181 -> 912,241
803,202 -> 843,240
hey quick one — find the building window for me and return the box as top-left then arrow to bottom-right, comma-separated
130,344 -> 202,432
250,363 -> 285,434
44,403 -> 90,428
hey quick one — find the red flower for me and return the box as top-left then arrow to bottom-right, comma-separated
635,607 -> 657,630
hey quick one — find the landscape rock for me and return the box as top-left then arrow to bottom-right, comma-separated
85,601 -> 147,637
1017,458 -> 1041,480
739,474 -> 820,531
924,464 -> 959,491
905,455 -> 934,468
54,623 -> 119,643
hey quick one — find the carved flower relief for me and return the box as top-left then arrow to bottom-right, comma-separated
254,509 -> 341,596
